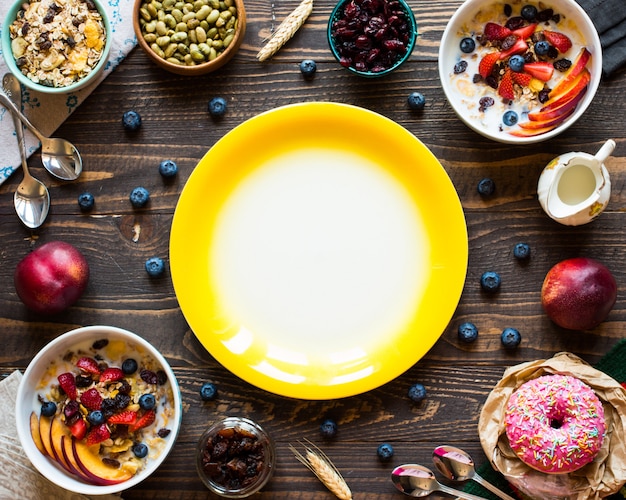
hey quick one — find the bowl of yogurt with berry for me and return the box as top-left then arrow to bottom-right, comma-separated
438,0 -> 602,143
15,325 -> 182,495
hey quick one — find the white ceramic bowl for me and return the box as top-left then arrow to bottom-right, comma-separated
438,0 -> 602,144
15,325 -> 182,495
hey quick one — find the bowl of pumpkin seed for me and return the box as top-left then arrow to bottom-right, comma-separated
133,0 -> 246,75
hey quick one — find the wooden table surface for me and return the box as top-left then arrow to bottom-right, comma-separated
1,0 -> 626,497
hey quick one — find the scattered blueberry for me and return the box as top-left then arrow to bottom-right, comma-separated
159,159 -> 178,178
130,186 -> 150,208
87,410 -> 105,426
501,327 -> 522,349
521,4 -> 538,21
477,177 -> 496,197
408,383 -> 427,403
132,443 -> 149,458
480,271 -> 501,293
320,418 -> 338,438
300,59 -> 317,78
377,443 -> 394,461
508,54 -> 525,72
458,322 -> 478,343
199,382 -> 218,401
78,192 -> 95,212
41,401 -> 57,417
407,92 -> 426,111
145,257 -> 165,277
208,96 -> 227,117
122,110 -> 142,131
122,358 -> 138,375
502,110 -> 519,126
459,37 -> 475,53
534,40 -> 550,56
513,242 -> 531,260
139,394 -> 156,411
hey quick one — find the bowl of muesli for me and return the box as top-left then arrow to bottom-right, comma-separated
2,0 -> 112,93
15,325 -> 182,495
438,0 -> 602,144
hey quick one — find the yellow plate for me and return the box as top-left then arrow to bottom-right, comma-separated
170,102 -> 467,399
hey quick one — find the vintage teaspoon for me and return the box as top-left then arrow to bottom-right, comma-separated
1,73 -> 82,181
433,445 -> 516,500
391,464 -> 489,500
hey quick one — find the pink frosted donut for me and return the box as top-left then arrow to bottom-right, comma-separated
504,374 -> 605,474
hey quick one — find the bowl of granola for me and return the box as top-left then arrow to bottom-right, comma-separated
438,0 -> 602,143
15,325 -> 182,495
2,0 -> 111,94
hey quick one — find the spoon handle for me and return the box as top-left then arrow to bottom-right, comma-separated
0,87 -> 45,142
472,472 -> 517,500
438,482 -> 490,500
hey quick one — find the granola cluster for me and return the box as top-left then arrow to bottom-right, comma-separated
9,0 -> 107,88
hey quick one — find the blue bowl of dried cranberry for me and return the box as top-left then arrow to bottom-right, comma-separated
328,0 -> 418,77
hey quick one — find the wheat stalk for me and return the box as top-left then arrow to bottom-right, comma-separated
289,441 -> 352,500
256,0 -> 313,61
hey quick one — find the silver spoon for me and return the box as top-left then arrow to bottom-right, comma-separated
433,446 -> 516,500
1,74 -> 82,181
391,464 -> 489,500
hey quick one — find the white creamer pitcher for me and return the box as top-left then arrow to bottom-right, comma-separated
537,139 -> 615,226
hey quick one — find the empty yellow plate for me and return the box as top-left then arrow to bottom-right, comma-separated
170,102 -> 467,399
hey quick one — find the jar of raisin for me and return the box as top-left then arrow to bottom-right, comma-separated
196,417 -> 275,498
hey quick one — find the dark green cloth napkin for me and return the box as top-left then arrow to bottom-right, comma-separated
575,0 -> 626,78
463,338 -> 626,499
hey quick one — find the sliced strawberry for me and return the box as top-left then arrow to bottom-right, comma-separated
76,356 -> 100,375
544,30 -> 572,53
57,372 -> 77,400
478,52 -> 500,78
99,367 -> 125,384
483,22 -> 512,41
524,61 -> 554,81
511,23 -> 537,40
69,418 -> 87,440
85,423 -> 111,446
107,410 -> 138,425
499,38 -> 528,60
80,387 -> 103,411
498,70 -> 515,100
130,409 -> 156,432
512,72 -> 532,87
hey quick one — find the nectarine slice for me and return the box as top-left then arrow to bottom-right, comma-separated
72,437 -> 133,485
38,415 -> 55,457
61,435 -> 93,482
542,69 -> 590,111
528,85 -> 587,121
50,416 -> 74,473
509,124 -> 557,137
30,412 -> 47,456
519,105 -> 576,130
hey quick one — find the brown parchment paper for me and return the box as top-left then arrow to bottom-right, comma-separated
479,352 -> 626,500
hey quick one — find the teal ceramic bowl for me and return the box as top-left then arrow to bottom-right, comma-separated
1,0 -> 112,94
327,0 -> 417,77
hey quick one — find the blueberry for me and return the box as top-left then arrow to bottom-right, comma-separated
122,358 -> 138,375
477,177 -> 495,197
132,443 -> 149,458
208,96 -> 227,117
508,54 -> 525,72
88,410 -> 105,426
502,110 -> 519,126
320,418 -> 338,438
407,92 -> 426,111
199,382 -> 217,401
480,271 -> 501,293
139,394 -> 156,411
521,4 -> 538,20
41,401 -> 57,417
513,242 -> 531,260
159,159 -> 178,178
130,186 -> 150,208
458,322 -> 478,343
145,257 -> 165,277
459,37 -> 475,53
534,40 -> 550,56
408,383 -> 426,403
501,327 -> 522,349
78,192 -> 95,212
300,59 -> 317,78
377,443 -> 394,461
122,110 -> 142,131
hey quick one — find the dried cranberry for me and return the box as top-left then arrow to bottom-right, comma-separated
554,59 -> 571,72
92,339 -> 109,350
501,35 -> 518,51
503,3 -> 512,16
538,89 -> 551,103
140,369 -> 158,385
158,428 -> 171,438
453,60 -> 468,74
504,16 -> 525,30
479,96 -> 495,112
75,375 -> 92,388
536,8 -> 554,22
156,370 -> 168,385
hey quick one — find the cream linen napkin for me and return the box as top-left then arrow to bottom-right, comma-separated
0,0 -> 137,185
0,371 -> 122,499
